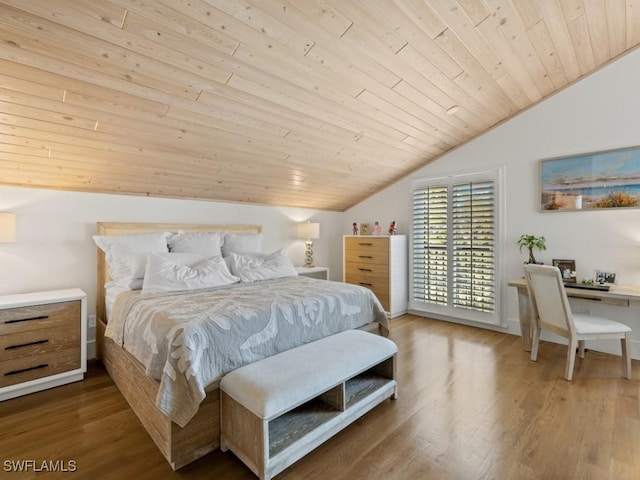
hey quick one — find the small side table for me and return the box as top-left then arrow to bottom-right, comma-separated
0,288 -> 87,401
295,266 -> 329,280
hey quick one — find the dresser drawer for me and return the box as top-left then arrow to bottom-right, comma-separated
0,320 -> 81,362
345,261 -> 389,278
345,249 -> 389,265
344,237 -> 389,253
345,273 -> 390,295
345,273 -> 390,310
0,301 -> 80,335
0,348 -> 81,388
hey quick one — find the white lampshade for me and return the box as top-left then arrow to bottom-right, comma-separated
297,222 -> 320,240
0,212 -> 16,243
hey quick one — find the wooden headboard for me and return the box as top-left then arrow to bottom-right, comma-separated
95,222 -> 262,323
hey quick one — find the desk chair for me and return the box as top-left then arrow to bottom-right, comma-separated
523,264 -> 632,380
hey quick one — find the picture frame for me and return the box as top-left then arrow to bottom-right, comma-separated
552,259 -> 576,283
540,145 -> 640,212
359,222 -> 371,235
594,270 -> 616,285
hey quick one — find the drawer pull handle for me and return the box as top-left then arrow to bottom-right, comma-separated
4,364 -> 48,376
359,268 -> 373,272
358,243 -> 373,246
359,282 -> 373,287
5,315 -> 49,325
5,339 -> 49,350
358,255 -> 373,259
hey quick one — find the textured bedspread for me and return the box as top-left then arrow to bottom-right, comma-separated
105,276 -> 389,426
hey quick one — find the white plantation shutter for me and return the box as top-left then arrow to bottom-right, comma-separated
452,180 -> 495,313
411,169 -> 502,325
412,185 -> 448,305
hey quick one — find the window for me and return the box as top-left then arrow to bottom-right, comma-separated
411,169 -> 502,325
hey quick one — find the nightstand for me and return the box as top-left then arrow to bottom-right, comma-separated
0,288 -> 87,401
295,266 -> 329,280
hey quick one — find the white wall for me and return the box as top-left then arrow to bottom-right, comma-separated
346,49 -> 640,358
0,186 -> 343,357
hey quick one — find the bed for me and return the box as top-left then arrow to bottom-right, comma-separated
94,222 -> 389,470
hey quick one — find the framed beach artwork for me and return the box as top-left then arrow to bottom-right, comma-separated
539,146 -> 640,212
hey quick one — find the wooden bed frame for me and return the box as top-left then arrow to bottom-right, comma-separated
95,222 -> 262,470
95,221 -> 384,470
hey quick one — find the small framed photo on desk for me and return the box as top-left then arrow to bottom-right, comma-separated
594,270 -> 616,285
552,259 -> 576,283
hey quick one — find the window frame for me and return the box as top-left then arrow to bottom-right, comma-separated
409,167 -> 505,326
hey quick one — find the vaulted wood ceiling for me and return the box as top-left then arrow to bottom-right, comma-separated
0,1 -> 638,211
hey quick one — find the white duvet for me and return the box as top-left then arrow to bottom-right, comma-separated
105,276 -> 389,426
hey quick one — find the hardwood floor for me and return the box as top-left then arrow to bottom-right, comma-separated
1,314 -> 638,479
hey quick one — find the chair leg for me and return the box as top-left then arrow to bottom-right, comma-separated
621,334 -> 632,379
578,340 -> 585,358
565,339 -> 577,381
531,326 -> 541,361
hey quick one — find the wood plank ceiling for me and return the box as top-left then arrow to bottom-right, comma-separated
0,1 -> 639,211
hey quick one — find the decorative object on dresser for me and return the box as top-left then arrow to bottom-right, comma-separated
295,266 -> 329,280
297,221 -> 320,267
0,212 -> 16,243
343,235 -> 408,318
359,222 -> 371,235
0,289 -> 87,401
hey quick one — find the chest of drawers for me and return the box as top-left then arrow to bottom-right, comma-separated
343,235 -> 407,318
0,289 -> 87,401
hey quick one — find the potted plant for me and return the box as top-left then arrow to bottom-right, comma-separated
517,234 -> 546,264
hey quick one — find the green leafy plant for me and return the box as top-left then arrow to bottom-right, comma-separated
517,234 -> 546,264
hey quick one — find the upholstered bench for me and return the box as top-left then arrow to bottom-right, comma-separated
220,329 -> 398,480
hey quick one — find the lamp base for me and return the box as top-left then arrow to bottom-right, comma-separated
304,240 -> 315,268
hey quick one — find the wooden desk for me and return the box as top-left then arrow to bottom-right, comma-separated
508,278 -> 640,351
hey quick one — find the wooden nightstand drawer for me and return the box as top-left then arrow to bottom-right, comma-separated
0,289 -> 86,401
0,301 -> 80,335
1,348 -> 81,388
0,321 -> 81,361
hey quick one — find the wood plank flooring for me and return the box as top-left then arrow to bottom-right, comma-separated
1,314 -> 638,479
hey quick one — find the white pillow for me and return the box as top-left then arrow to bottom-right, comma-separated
142,252 -> 240,293
222,232 -> 263,257
93,232 -> 170,288
226,249 -> 298,283
168,231 -> 224,258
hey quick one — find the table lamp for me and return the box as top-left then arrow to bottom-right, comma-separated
297,222 -> 320,267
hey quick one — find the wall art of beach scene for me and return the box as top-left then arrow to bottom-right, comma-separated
540,147 -> 640,211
